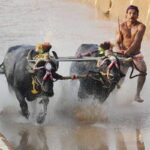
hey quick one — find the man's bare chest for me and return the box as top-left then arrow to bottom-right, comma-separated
122,26 -> 138,39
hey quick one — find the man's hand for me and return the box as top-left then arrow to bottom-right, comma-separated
114,48 -> 131,57
124,51 -> 131,57
114,49 -> 125,55
119,49 -> 125,54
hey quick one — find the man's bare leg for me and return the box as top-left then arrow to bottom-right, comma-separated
135,75 -> 146,102
134,60 -> 147,103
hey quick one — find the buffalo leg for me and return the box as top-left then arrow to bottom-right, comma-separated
37,96 -> 49,124
15,90 -> 29,119
78,81 -> 89,99
30,100 -> 37,118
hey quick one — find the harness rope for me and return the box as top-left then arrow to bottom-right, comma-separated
129,59 -> 147,79
31,75 -> 51,94
114,52 -> 146,78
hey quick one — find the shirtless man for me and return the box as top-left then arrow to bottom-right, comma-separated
114,5 -> 147,102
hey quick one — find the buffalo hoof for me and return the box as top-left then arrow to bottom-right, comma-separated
36,112 -> 46,124
20,110 -> 30,119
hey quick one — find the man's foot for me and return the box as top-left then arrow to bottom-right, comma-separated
134,96 -> 144,103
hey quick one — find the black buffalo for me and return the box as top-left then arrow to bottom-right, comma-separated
70,44 -> 125,103
0,45 -> 62,123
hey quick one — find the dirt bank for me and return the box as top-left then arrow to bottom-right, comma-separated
75,0 -> 150,37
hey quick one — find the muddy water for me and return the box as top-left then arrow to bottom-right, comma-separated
0,0 -> 150,149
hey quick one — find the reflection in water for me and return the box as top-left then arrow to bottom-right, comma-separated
0,109 -> 147,150
115,128 -> 146,150
0,132 -> 13,150
15,130 -> 35,150
73,126 -> 109,150
136,129 -> 145,150
115,128 -> 127,150
15,127 -> 48,150
9,125 -> 145,150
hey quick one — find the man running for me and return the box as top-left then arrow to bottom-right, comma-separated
114,5 -> 147,102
